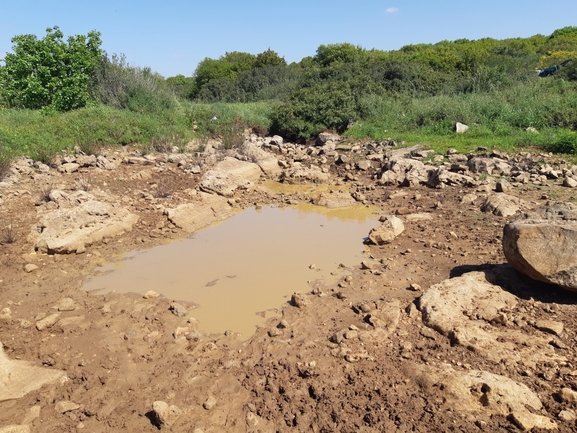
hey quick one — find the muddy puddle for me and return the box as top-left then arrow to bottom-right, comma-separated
84,203 -> 379,338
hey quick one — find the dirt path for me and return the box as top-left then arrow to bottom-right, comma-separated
1,138 -> 577,432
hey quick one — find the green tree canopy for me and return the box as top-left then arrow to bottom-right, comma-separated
255,49 -> 287,68
0,26 -> 102,111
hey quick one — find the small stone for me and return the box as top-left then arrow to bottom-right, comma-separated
268,328 -> 282,337
203,396 -> 217,410
455,122 -> 469,133
558,410 -> 576,422
246,412 -> 259,427
24,264 -> 38,273
57,298 -> 75,312
101,304 -> 111,314
291,292 -> 311,308
55,401 -> 80,413
508,411 -> 557,431
559,387 -> 577,403
496,179 -> 511,192
408,283 -> 421,292
173,327 -> 189,340
36,313 -> 61,331
563,176 -> 577,188
152,401 -> 182,428
535,320 -> 564,336
344,330 -> 358,339
169,303 -> 187,317
143,290 -> 160,299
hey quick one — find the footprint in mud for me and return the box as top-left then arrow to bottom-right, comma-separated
205,279 -> 219,287
226,275 -> 237,279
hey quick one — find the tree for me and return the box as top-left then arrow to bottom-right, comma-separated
0,26 -> 102,111
314,43 -> 366,67
255,49 -> 286,68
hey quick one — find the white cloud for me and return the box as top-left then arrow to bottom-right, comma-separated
385,7 -> 399,13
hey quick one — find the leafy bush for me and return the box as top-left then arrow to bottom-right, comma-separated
270,82 -> 358,140
0,27 -> 102,111
551,131 -> 577,154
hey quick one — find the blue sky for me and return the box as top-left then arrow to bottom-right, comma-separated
1,0 -> 576,78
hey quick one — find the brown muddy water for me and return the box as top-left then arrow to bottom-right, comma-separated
84,203 -> 379,338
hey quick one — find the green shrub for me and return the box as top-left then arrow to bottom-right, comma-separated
551,131 -> 577,154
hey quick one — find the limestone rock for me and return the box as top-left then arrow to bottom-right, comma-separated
503,203 -> 577,290
427,168 -> 476,188
509,411 -> 557,431
418,271 -> 564,365
455,122 -> 469,133
33,200 -> 138,254
23,264 -> 38,273
143,291 -> 160,299
481,193 -> 524,217
36,313 -> 61,331
367,215 -> 404,245
199,170 -> 253,197
165,193 -> 233,233
467,157 -> 511,176
0,341 -> 65,402
57,298 -> 75,311
169,303 -> 187,317
281,164 -> 330,184
203,395 -> 217,410
563,176 -> 577,188
313,192 -> 356,208
55,401 -> 79,413
0,426 -> 30,433
408,362 -> 555,429
291,292 -> 311,308
152,401 -> 182,428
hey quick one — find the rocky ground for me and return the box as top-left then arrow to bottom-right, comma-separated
1,131 -> 577,432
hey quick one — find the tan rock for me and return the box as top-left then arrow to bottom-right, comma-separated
32,200 -> 138,254
367,215 -> 404,245
152,401 -> 182,427
0,342 -> 65,402
503,203 -> 577,290
55,401 -> 79,413
36,313 -> 61,331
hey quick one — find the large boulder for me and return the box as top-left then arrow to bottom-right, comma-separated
503,203 -> 577,290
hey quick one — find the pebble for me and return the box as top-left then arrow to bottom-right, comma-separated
35,313 -> 61,331
169,303 -> 187,317
23,264 -> 38,273
152,401 -> 182,427
203,396 -> 217,410
54,401 -> 80,413
57,298 -> 75,311
143,290 -> 160,299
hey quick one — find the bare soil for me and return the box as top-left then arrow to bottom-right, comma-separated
1,143 -> 577,432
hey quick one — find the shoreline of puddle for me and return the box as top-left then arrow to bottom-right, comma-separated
83,197 -> 380,339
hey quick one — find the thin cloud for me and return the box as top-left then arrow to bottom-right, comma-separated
385,7 -> 399,13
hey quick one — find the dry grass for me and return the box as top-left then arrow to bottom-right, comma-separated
76,173 -> 92,191
1,221 -> 16,244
